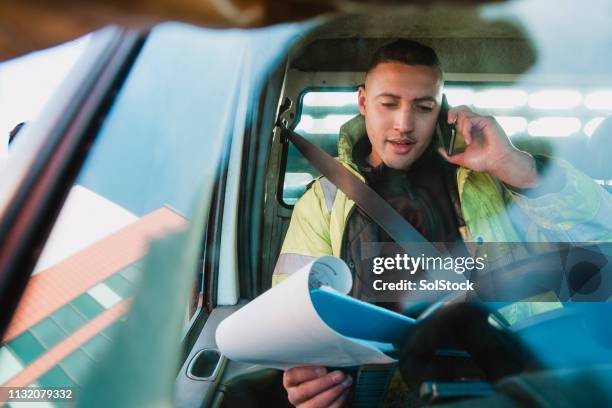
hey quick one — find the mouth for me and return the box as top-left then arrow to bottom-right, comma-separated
388,139 -> 415,154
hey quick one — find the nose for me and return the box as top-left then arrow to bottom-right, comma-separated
394,107 -> 414,134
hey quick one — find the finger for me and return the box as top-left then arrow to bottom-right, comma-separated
438,147 -> 464,166
328,388 -> 351,408
460,118 -> 473,146
468,115 -> 503,146
455,110 -> 478,145
478,115 -> 505,139
284,366 -> 327,388
288,370 -> 347,405
302,376 -> 353,408
447,109 -> 457,124
447,105 -> 474,123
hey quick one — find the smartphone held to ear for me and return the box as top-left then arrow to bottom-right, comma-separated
435,94 -> 460,156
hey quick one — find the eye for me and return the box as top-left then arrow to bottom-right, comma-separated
417,105 -> 434,113
381,102 -> 398,108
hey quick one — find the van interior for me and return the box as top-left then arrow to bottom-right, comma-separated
177,7 -> 612,408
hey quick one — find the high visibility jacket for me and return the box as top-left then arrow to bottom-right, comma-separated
273,115 -> 612,284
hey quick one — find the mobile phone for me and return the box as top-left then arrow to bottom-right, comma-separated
435,94 -> 457,156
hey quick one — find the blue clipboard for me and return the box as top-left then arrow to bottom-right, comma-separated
310,288 -> 415,347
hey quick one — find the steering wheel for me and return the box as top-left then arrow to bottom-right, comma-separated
398,301 -> 540,389
466,243 -> 612,303
398,243 -> 612,388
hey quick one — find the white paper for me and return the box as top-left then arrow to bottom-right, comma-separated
215,256 -> 397,369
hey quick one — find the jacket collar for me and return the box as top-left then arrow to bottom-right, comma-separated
338,115 -> 367,172
337,114 -> 446,176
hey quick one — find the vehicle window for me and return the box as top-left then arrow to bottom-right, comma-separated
0,35 -> 90,157
0,23 -> 230,392
282,85 -> 612,205
283,90 -> 359,204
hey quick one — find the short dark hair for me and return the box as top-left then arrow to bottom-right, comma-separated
366,39 -> 443,78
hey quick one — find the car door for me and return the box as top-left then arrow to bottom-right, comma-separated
0,21 -> 305,407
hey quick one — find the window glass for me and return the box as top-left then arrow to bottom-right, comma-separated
0,35 -> 90,158
283,91 -> 358,204
0,22 -> 241,392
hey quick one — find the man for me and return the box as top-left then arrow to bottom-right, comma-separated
274,40 -> 611,407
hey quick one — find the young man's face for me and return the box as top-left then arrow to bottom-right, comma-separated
358,62 -> 443,170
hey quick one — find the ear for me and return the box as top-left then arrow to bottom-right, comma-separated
358,85 -> 367,116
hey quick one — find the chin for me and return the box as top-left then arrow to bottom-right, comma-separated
384,158 -> 415,171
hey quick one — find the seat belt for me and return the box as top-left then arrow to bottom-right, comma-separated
281,126 -> 441,258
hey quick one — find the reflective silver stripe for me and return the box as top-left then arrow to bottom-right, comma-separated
319,177 -> 337,213
273,253 -> 318,277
